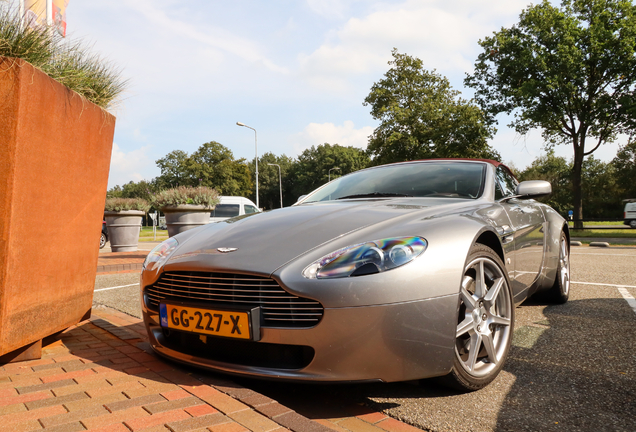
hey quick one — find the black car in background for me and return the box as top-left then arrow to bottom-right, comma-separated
100,221 -> 108,249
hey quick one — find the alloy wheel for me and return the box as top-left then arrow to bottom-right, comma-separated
455,256 -> 512,378
558,234 -> 570,296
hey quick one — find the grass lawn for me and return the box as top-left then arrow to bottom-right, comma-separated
566,221 -> 636,238
567,220 -> 624,227
570,229 -> 636,238
139,226 -> 168,241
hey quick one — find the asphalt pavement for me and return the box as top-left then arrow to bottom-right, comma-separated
94,244 -> 636,432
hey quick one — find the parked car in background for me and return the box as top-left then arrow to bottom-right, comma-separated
140,159 -> 569,391
100,221 -> 108,249
209,196 -> 260,222
624,200 -> 636,228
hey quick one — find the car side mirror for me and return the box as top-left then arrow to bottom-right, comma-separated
516,180 -> 552,199
297,195 -> 307,203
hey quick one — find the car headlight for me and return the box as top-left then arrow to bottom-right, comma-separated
143,237 -> 179,272
302,236 -> 427,279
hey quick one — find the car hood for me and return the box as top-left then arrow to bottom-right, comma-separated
165,198 -> 479,275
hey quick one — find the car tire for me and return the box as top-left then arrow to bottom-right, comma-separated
630,220 -> 636,229
544,232 -> 570,304
100,233 -> 107,249
439,243 -> 514,392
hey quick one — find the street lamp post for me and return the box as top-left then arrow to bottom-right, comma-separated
329,167 -> 340,182
236,122 -> 258,208
267,163 -> 283,209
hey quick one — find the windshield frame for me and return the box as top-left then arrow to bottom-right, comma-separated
298,160 -> 488,204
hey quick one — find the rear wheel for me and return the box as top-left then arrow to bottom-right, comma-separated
440,244 -> 514,392
545,232 -> 570,304
630,220 -> 636,229
100,232 -> 107,249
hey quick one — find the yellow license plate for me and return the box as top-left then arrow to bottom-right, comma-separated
159,304 -> 250,340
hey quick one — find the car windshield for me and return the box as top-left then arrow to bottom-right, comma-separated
303,162 -> 486,203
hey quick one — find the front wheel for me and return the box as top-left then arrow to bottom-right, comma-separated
439,243 -> 514,392
100,232 -> 107,249
630,220 -> 636,229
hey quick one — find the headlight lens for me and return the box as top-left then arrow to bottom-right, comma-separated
143,237 -> 179,272
302,236 -> 427,279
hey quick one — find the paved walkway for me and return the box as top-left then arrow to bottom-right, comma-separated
0,250 -> 422,432
97,252 -> 146,274
1,307 -> 419,432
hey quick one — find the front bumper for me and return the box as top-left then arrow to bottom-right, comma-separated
142,294 -> 458,383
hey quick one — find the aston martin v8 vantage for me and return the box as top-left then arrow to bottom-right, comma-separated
140,159 -> 570,391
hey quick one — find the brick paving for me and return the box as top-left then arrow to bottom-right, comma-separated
0,306 -> 422,431
0,251 -> 424,431
96,252 -> 147,274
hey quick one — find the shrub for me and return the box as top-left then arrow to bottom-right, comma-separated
152,186 -> 220,208
105,197 -> 150,212
0,5 -> 127,110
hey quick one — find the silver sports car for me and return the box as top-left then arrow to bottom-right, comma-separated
141,159 -> 570,391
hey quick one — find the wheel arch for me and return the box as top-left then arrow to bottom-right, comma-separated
474,229 -> 504,263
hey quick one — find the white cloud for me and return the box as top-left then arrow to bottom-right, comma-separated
298,0 -> 531,91
108,142 -> 154,188
292,120 -> 374,154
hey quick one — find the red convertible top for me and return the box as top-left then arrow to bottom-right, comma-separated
415,158 -> 504,167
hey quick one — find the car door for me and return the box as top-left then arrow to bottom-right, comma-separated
495,166 -> 545,301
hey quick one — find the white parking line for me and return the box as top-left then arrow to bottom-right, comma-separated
572,281 -> 636,316
617,288 -> 636,315
94,283 -> 139,292
571,281 -> 636,289
571,253 -> 636,257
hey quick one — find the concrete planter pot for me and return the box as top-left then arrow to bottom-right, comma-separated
161,205 -> 212,237
0,57 -> 115,361
104,211 -> 145,252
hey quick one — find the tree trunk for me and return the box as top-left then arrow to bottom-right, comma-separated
572,135 -> 585,229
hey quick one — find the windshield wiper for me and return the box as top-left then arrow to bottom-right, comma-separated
337,192 -> 413,200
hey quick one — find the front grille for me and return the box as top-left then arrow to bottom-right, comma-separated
145,271 -> 323,328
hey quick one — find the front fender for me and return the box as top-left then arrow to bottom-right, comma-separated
274,211 -> 502,309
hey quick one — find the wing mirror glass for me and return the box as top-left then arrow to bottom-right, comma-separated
516,180 -> 552,199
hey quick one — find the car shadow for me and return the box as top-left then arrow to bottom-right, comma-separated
493,297 -> 636,432
230,298 -> 636,431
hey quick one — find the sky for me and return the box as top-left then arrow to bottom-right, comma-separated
17,0 -> 628,188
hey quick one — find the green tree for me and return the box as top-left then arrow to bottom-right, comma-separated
154,142 -> 252,196
518,151 -> 572,216
248,153 -> 295,209
289,143 -> 370,200
465,0 -> 636,226
580,157 -> 622,219
612,140 -> 636,199
519,152 -> 622,218
364,49 -> 499,165
155,150 -> 189,189
188,142 -> 252,196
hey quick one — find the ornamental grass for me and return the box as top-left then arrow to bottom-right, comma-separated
152,186 -> 220,208
105,197 -> 150,212
0,5 -> 127,110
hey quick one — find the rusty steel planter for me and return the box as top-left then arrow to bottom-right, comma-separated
161,205 -> 212,237
0,57 -> 115,361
